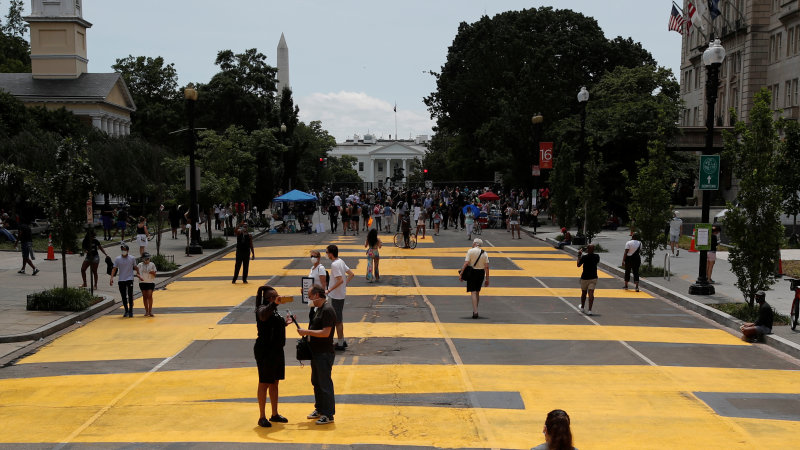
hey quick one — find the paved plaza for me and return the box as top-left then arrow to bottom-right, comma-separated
1,226 -> 800,449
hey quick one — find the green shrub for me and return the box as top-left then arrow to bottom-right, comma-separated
151,254 -> 178,271
27,287 -> 96,311
200,237 -> 227,249
711,302 -> 789,326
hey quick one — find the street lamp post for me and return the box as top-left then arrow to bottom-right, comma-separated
185,83 -> 203,255
531,113 -> 544,195
577,86 -> 589,236
689,39 -> 725,296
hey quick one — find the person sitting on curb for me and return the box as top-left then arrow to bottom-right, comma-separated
740,291 -> 773,342
556,227 -> 572,249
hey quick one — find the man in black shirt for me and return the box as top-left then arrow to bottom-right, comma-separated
577,244 -> 600,315
296,285 -> 336,425
232,222 -> 255,284
740,291 -> 773,342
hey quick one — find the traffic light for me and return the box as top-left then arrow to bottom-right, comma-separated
423,168 -> 428,174
320,157 -> 327,168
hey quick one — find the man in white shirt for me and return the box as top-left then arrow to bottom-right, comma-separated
324,244 -> 355,351
333,194 -> 342,208
668,212 -> 683,256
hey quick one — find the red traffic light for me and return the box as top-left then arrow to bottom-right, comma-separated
423,169 -> 428,173
319,157 -> 324,162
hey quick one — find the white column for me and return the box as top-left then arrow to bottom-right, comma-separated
402,159 -> 408,182
122,122 -> 130,136
91,116 -> 102,130
112,120 -> 120,137
100,117 -> 109,134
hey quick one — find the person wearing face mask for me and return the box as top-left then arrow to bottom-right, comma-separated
110,242 -> 140,317
308,250 -> 328,321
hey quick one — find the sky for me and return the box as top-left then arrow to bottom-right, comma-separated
20,0 -> 685,142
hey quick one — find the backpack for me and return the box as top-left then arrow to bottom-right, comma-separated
325,269 -> 330,286
373,205 -> 380,215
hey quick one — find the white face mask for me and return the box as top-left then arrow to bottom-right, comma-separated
121,251 -> 128,256
311,257 -> 319,264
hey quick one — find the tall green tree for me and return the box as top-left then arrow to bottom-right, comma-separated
779,120 -> 800,241
626,140 -> 673,268
424,7 -> 658,189
199,48 -> 278,132
577,149 -> 607,244
0,0 -> 30,73
32,138 -> 96,289
548,144 -> 577,229
723,89 -> 785,305
111,55 -> 182,142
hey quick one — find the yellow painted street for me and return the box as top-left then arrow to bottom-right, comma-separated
1,229 -> 799,449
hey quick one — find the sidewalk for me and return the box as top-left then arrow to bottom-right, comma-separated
0,225 -> 237,356
522,222 -> 800,358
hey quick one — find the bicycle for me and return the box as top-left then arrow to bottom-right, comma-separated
394,232 -> 417,249
789,277 -> 800,331
246,214 -> 270,233
471,221 -> 482,236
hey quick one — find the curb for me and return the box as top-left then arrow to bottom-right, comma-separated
0,231 -> 264,345
538,235 -> 800,361
0,294 -> 116,343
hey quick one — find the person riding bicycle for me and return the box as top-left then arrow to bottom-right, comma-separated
401,212 -> 411,248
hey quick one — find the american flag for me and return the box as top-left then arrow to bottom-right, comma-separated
686,1 -> 697,32
669,5 -> 686,34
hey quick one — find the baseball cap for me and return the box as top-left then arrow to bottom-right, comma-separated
142,252 -> 151,259
120,242 -> 129,250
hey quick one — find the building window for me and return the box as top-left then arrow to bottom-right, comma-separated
693,107 -> 698,125
358,162 -> 364,172
789,28 -> 795,57
377,163 -> 383,172
794,79 -> 799,106
695,69 -> 700,89
795,25 -> 800,55
787,80 -> 793,108
770,35 -> 776,63
777,32 -> 783,61
772,84 -> 780,109
732,87 -> 739,122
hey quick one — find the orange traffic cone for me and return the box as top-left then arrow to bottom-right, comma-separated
688,236 -> 698,253
777,258 -> 784,277
45,234 -> 57,260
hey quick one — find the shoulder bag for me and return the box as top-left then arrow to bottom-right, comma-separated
459,249 -> 485,278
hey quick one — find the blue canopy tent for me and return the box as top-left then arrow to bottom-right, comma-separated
273,189 -> 318,203
271,190 -> 318,233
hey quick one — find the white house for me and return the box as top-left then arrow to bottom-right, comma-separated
328,134 -> 430,189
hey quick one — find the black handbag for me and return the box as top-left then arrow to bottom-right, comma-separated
296,336 -> 312,361
459,249 -> 484,278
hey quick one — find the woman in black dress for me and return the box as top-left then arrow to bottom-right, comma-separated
254,285 -> 291,427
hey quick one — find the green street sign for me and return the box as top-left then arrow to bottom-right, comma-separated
699,155 -> 720,190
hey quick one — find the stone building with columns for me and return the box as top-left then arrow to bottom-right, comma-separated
329,134 -> 430,189
0,0 -> 135,136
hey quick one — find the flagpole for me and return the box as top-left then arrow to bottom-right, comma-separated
394,102 -> 398,141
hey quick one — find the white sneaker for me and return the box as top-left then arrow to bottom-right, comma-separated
586,310 -> 593,316
578,304 -> 584,313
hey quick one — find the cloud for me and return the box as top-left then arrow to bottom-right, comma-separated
297,91 -> 435,142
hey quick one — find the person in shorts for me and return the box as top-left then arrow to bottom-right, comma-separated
324,244 -> 354,351
81,229 -> 108,289
253,285 -> 291,427
668,211 -> 682,256
707,225 -> 721,283
136,252 -> 157,317
15,219 -> 39,276
459,238 -> 489,319
577,244 -> 600,315
740,291 -> 773,342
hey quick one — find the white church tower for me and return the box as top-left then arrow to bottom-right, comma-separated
26,0 -> 91,79
277,32 -> 290,93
